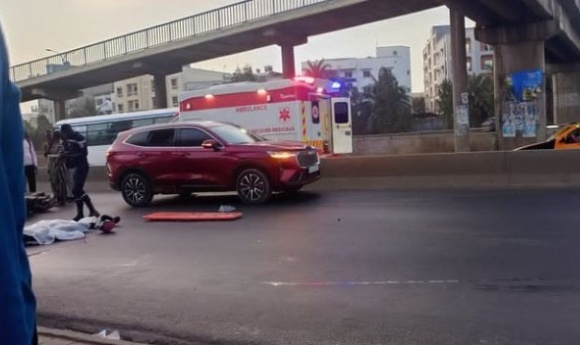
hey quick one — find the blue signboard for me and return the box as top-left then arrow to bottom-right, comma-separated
506,69 -> 543,102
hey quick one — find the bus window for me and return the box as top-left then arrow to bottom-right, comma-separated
133,118 -> 154,127
71,125 -> 87,137
87,123 -> 111,146
154,116 -> 173,124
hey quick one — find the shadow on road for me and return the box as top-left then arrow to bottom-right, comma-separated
128,191 -> 323,213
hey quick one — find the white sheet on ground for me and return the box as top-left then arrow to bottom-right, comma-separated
24,219 -> 93,245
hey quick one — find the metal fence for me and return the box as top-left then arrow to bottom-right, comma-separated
10,0 -> 329,83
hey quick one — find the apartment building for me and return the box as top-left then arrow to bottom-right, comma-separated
302,46 -> 412,93
423,25 -> 494,112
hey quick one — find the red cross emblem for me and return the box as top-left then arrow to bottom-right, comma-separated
279,108 -> 291,122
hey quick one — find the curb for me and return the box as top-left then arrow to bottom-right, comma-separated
38,327 -> 147,345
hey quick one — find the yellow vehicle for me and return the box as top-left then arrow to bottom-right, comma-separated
516,123 -> 580,151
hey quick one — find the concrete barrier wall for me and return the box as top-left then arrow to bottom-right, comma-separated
354,131 -> 497,156
37,150 -> 580,190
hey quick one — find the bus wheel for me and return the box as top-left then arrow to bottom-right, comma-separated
236,169 -> 271,205
121,173 -> 153,207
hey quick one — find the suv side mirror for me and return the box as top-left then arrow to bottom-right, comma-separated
202,139 -> 221,150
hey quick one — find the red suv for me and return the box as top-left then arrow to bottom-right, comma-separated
106,122 -> 320,207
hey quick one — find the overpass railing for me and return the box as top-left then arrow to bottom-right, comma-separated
10,0 -> 329,83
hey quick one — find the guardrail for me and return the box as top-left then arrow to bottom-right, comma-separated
37,150 -> 580,190
10,0 -> 329,83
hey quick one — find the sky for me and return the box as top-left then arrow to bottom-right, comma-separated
0,0 -> 472,108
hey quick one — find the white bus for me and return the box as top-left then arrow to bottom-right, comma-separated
55,108 -> 179,166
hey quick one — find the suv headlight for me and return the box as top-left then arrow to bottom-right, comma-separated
268,151 -> 297,159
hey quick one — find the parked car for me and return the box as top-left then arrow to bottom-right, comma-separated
480,117 -> 496,132
106,121 -> 321,207
515,123 -> 580,151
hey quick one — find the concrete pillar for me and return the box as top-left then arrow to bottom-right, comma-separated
54,99 -> 66,122
476,20 -> 558,150
153,74 -> 168,109
280,44 -> 296,79
548,63 -> 580,124
449,8 -> 470,152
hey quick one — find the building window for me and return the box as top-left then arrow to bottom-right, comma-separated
344,71 -> 353,78
481,55 -> 494,71
467,57 -> 472,72
118,104 -> 124,113
127,83 -> 138,96
152,97 -> 156,107
151,80 -> 156,93
170,78 -> 179,90
481,43 -> 493,52
362,70 -> 372,78
128,100 -> 139,111
466,38 -> 472,52
116,87 -> 123,97
172,96 -> 179,106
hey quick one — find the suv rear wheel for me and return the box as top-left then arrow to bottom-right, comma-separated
236,168 -> 271,204
121,173 -> 153,207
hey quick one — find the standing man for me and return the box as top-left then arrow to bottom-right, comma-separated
23,131 -> 38,193
60,124 -> 100,220
0,23 -> 38,345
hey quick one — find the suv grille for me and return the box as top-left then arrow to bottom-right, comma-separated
297,150 -> 319,167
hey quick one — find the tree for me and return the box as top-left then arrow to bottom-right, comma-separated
437,79 -> 454,129
303,59 -> 331,79
468,74 -> 494,127
231,65 -> 258,82
24,114 -> 53,153
437,76 -> 495,130
412,96 -> 426,114
68,98 -> 97,119
367,68 -> 411,134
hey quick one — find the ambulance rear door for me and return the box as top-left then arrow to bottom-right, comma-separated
330,97 -> 353,154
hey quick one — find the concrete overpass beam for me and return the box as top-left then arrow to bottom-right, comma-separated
280,44 -> 296,79
450,8 -> 470,152
54,100 -> 66,123
30,88 -> 80,101
153,74 -> 168,109
276,36 -> 307,79
475,21 -> 558,149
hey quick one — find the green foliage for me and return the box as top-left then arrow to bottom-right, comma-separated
437,79 -> 454,129
303,60 -> 331,79
412,96 -> 426,114
68,98 -> 97,119
367,68 -> 411,134
437,76 -> 495,129
231,65 -> 258,82
24,114 -> 53,153
468,74 -> 494,127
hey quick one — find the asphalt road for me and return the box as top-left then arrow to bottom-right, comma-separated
27,189 -> 580,345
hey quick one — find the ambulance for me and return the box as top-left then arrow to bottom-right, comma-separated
178,77 -> 353,154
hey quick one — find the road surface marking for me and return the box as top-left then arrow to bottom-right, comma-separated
261,280 -> 460,287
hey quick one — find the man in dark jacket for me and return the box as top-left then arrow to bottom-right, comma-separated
0,23 -> 38,345
61,124 -> 100,221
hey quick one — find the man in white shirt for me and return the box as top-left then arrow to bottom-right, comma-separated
23,131 -> 38,193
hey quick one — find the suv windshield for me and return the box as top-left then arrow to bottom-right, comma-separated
211,124 -> 266,144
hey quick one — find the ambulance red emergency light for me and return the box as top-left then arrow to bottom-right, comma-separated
178,77 -> 353,154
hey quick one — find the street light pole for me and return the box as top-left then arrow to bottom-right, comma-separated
45,48 -> 67,64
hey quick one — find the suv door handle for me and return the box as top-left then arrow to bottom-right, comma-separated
174,152 -> 188,157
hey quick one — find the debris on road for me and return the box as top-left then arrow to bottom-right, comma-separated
219,204 -> 236,213
94,329 -> 121,340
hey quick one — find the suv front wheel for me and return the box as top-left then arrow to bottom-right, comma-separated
121,172 -> 153,207
236,168 -> 271,204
